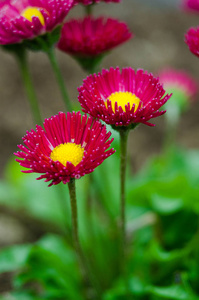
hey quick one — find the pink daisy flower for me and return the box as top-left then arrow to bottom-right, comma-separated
185,27 -> 199,57
57,16 -> 132,57
158,68 -> 197,101
181,0 -> 199,12
0,0 -> 74,45
15,111 -> 115,186
76,0 -> 120,5
78,67 -> 172,127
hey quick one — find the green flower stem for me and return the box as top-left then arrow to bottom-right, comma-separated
119,128 -> 129,260
85,4 -> 93,16
68,178 -> 101,300
68,179 -> 81,254
163,103 -> 180,150
164,122 -> 177,151
15,48 -> 42,125
46,47 -> 73,112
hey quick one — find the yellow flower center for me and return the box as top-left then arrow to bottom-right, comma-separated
50,143 -> 84,167
21,7 -> 45,26
105,91 -> 141,112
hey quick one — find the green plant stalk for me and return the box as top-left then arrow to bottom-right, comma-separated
119,128 -> 129,261
16,48 -> 42,125
85,4 -> 93,16
68,179 -> 82,255
46,47 -> 73,112
163,101 -> 181,150
68,178 -> 101,300
164,123 -> 177,150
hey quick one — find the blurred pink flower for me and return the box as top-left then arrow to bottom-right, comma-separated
158,68 -> 197,101
57,16 -> 132,57
185,27 -> 199,58
181,0 -> 199,12
0,0 -> 74,45
15,111 -> 115,186
78,67 -> 171,128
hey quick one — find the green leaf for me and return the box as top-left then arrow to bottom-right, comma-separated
92,150 -> 120,217
103,276 -> 146,300
36,234 -> 75,264
151,194 -> 183,215
127,147 -> 199,215
0,181 -> 20,206
4,292 -> 41,300
0,244 -> 31,273
13,235 -> 84,300
147,285 -> 195,300
149,241 -> 188,263
2,158 -> 70,229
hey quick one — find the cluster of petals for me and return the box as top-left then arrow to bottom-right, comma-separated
57,16 -> 132,57
78,67 -> 172,127
75,0 -> 120,5
185,27 -> 199,57
158,68 -> 198,101
181,0 -> 199,12
15,111 -> 115,186
0,0 -> 74,45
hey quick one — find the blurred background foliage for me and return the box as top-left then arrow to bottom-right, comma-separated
1,136 -> 199,299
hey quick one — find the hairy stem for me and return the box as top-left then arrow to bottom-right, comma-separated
119,128 -> 129,262
68,178 -> 101,299
47,47 -> 72,111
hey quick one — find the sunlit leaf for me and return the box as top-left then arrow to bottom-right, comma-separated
0,244 -> 31,273
147,285 -> 195,300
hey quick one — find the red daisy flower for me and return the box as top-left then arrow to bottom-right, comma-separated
185,27 -> 199,57
57,16 -> 132,57
181,0 -> 199,12
15,111 -> 115,186
78,67 -> 172,128
0,0 -> 74,45
158,68 -> 197,101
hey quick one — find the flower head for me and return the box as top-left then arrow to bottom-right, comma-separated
15,111 -> 115,186
78,67 -> 171,127
181,0 -> 199,12
185,27 -> 199,57
57,16 -> 132,57
158,68 -> 197,102
0,0 -> 74,45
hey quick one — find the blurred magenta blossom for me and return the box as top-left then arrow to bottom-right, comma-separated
158,68 -> 198,101
185,27 -> 199,58
181,0 -> 199,12
0,0 -> 74,45
57,16 -> 132,57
